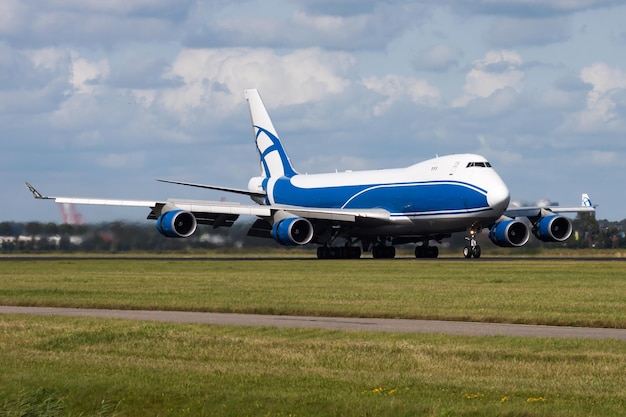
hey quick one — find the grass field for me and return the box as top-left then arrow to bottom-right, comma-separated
1,258 -> 624,327
1,257 -> 625,416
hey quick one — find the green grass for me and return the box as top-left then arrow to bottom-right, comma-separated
0,259 -> 625,327
1,315 -> 625,417
1,258 -> 625,416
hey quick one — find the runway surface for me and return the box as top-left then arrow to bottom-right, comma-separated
2,255 -> 626,262
2,306 -> 625,340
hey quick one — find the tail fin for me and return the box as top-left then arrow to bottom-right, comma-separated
245,89 -> 297,178
582,193 -> 592,207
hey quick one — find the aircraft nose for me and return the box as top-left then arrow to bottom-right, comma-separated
487,179 -> 510,212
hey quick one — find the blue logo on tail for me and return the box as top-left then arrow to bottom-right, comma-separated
255,125 -> 297,178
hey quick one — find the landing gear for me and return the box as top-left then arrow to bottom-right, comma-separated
317,246 -> 362,259
414,243 -> 439,258
372,245 -> 396,258
463,230 -> 481,258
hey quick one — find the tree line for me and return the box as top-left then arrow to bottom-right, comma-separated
0,213 -> 624,253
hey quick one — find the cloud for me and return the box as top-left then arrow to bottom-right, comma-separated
411,44 -> 463,72
561,62 -> 626,133
183,1 -> 430,50
488,17 -> 571,47
157,47 -> 354,123
451,0 -> 623,18
453,50 -> 524,107
361,75 -> 441,115
296,0 -> 378,16
0,0 -> 189,47
2,0 -> 626,222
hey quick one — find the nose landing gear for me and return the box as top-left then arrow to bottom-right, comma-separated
463,229 -> 481,258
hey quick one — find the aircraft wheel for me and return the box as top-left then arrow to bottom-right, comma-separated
463,246 -> 472,258
415,245 -> 438,258
373,245 -> 395,259
349,246 -> 362,259
472,245 -> 481,258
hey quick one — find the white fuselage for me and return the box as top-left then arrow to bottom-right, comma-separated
249,153 -> 510,237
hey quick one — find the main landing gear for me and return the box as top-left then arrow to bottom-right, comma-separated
414,243 -> 439,258
317,245 -> 362,259
372,245 -> 396,259
463,230 -> 481,258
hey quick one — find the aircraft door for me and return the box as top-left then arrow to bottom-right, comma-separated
449,161 -> 460,176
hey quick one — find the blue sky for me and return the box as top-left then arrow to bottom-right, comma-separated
2,0 -> 625,223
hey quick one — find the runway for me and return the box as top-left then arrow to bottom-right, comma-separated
2,306 -> 625,340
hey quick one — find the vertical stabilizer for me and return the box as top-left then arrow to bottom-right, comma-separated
245,89 -> 297,178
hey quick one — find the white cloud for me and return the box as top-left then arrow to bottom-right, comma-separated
69,52 -> 110,94
158,47 -> 354,123
361,74 -> 441,115
412,44 -> 463,72
562,62 -> 626,132
453,50 -> 524,107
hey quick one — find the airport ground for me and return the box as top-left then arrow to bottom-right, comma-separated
1,255 -> 625,416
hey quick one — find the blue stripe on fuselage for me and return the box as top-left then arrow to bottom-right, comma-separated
270,177 -> 490,215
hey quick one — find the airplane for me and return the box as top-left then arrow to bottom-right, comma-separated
26,89 -> 596,259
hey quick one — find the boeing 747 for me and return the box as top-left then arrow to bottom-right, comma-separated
26,89 -> 595,258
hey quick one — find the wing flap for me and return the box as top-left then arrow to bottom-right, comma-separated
274,206 -> 390,224
54,197 -> 157,207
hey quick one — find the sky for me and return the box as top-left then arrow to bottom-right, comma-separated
2,0 -> 626,223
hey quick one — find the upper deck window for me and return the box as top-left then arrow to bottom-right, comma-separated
466,162 -> 492,168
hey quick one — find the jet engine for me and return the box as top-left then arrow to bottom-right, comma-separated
489,219 -> 530,247
271,217 -> 314,246
532,215 -> 572,242
156,210 -> 197,238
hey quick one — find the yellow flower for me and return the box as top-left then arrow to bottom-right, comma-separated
526,397 -> 546,403
465,393 -> 485,400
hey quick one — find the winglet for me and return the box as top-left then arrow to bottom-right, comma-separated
582,193 -> 593,207
25,182 -> 49,199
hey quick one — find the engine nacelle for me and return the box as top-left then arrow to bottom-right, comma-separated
532,215 -> 572,242
156,210 -> 197,238
271,217 -> 314,246
489,219 -> 530,247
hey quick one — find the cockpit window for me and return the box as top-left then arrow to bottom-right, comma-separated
466,162 -> 492,168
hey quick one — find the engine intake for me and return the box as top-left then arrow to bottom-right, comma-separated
533,215 -> 572,242
271,217 -> 314,246
157,210 -> 197,238
489,219 -> 530,247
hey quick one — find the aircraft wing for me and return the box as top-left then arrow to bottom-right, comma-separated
25,182 -> 390,228
504,193 -> 596,218
504,206 -> 596,218
25,182 -> 269,228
